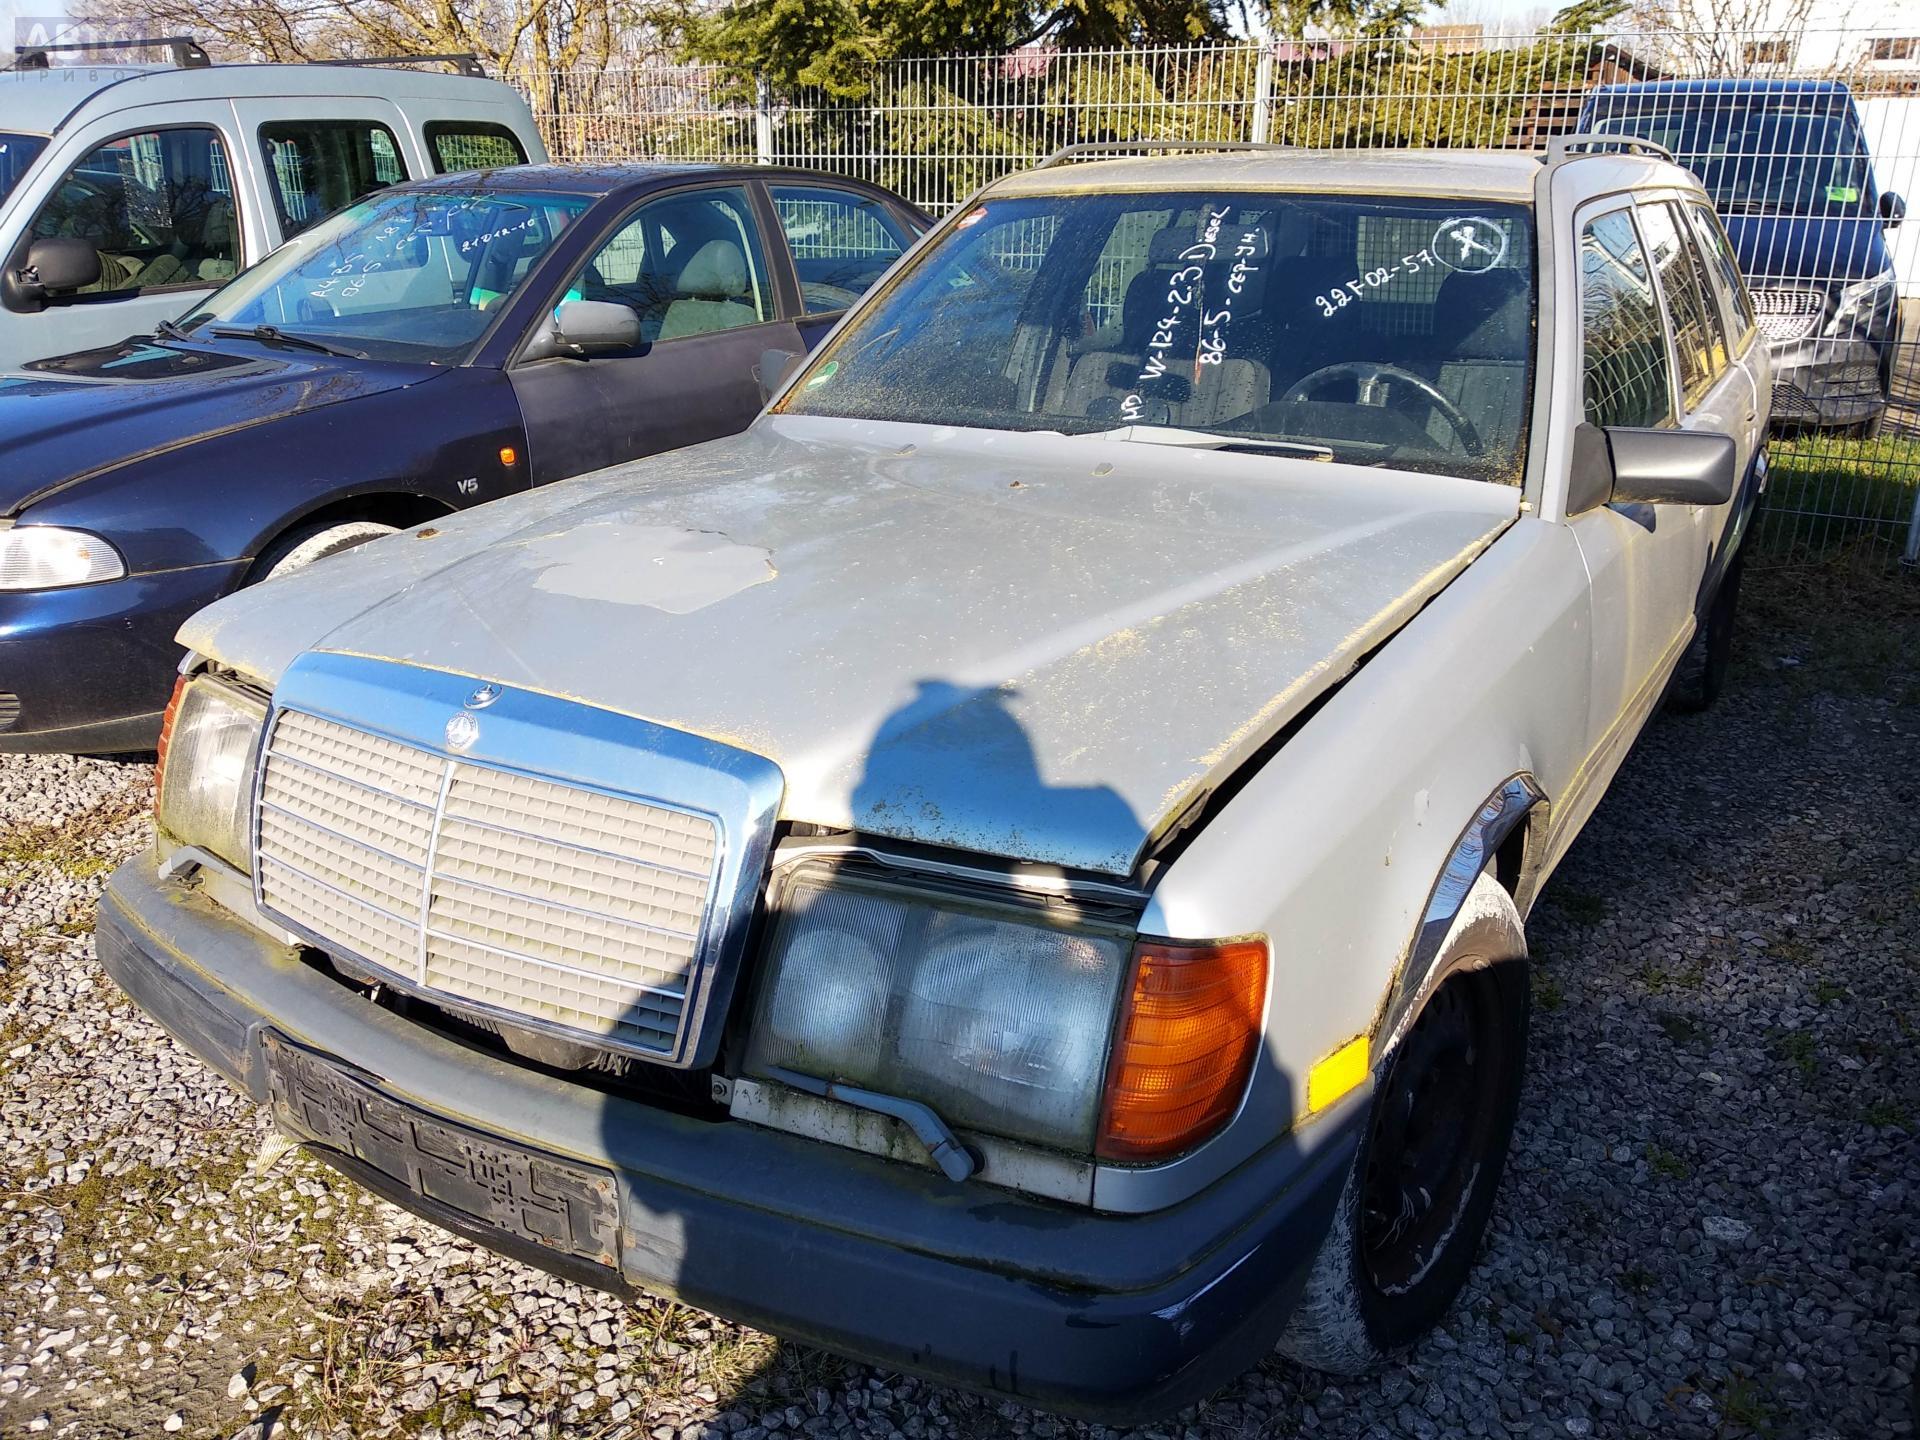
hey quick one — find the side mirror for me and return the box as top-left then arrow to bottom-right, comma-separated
2,237 -> 102,313
523,299 -> 642,361
1567,423 -> 1736,514
1880,190 -> 1905,229
757,347 -> 802,402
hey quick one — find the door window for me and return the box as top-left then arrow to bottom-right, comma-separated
769,185 -> 913,314
1577,209 -> 1673,429
425,122 -> 529,175
259,121 -> 407,237
1683,201 -> 1757,351
567,187 -> 773,342
1636,201 -> 1728,406
30,127 -> 239,295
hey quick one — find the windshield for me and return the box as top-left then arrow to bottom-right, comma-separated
781,191 -> 1535,485
178,187 -> 593,363
1590,99 -> 1874,217
0,133 -> 49,206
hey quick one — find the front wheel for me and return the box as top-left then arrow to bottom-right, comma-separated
1278,877 -> 1528,1374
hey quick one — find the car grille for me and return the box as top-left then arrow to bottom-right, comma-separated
1751,286 -> 1825,344
254,708 -> 720,1059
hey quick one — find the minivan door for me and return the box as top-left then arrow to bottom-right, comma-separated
0,109 -> 248,369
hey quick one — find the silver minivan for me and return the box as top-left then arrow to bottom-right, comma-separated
0,41 -> 547,369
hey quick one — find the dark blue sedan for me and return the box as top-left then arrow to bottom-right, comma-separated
0,163 -> 926,752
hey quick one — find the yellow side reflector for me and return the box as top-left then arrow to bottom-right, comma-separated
1308,1035 -> 1370,1113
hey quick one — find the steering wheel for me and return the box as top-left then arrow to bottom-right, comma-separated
1279,361 -> 1484,457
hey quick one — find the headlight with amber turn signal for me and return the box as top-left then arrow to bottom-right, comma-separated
155,673 -> 268,873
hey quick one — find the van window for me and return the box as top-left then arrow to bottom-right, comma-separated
1578,209 -> 1672,429
1683,201 -> 1757,349
425,123 -> 529,175
769,185 -> 912,314
1637,201 -> 1727,405
1,133 -> 48,206
260,121 -> 407,237
30,127 -> 239,295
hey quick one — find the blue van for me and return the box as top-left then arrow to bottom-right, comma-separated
1579,79 -> 1905,433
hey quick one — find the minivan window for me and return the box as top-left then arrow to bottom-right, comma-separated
1578,209 -> 1673,429
260,120 -> 407,237
425,123 -> 529,174
770,185 -> 912,314
1638,201 -> 1727,404
1590,98 -> 1875,218
0,133 -> 49,206
30,128 -> 239,295
1684,201 -> 1757,348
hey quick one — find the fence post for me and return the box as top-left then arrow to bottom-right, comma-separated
755,74 -> 775,164
1250,42 -> 1275,145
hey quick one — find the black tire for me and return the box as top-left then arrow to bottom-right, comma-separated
1278,878 -> 1529,1374
254,520 -> 399,582
1668,551 -> 1745,714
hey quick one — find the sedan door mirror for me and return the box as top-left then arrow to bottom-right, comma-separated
1881,190 -> 1906,229
1567,423 -> 1736,514
1,237 -> 102,313
523,299 -> 643,361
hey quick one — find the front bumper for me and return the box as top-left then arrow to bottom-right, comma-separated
0,560 -> 244,753
97,850 -> 1362,1422
1767,334 -> 1894,429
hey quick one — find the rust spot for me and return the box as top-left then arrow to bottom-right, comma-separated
417,527 -> 440,539
1009,480 -> 1025,489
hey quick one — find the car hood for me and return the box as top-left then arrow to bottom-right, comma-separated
183,416 -> 1519,876
0,338 -> 436,515
1723,212 -> 1890,285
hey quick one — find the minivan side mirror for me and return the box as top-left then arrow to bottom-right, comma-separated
1567,423 -> 1736,514
523,299 -> 643,361
1881,190 -> 1905,229
1,237 -> 102,313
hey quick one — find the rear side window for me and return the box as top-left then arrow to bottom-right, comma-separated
1683,201 -> 1757,350
1578,209 -> 1672,429
770,185 -> 913,314
1637,201 -> 1727,405
425,122 -> 529,175
30,127 -> 239,294
260,121 -> 407,237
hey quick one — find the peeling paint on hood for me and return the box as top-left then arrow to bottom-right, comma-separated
181,414 -> 1518,876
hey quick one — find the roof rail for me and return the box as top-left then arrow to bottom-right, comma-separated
317,53 -> 487,78
1037,139 -> 1291,169
1545,133 -> 1676,165
13,35 -> 210,69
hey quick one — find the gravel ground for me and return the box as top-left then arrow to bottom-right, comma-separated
1,563 -> 1915,1440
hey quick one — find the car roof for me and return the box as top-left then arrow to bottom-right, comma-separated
401,161 -> 905,200
1588,78 -> 1854,101
0,62 -> 529,138
991,148 -> 1549,202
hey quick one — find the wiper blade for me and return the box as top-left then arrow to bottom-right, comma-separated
1074,424 -> 1336,461
207,324 -> 365,359
153,317 -> 199,342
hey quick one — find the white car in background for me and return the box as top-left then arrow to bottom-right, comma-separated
99,136 -> 1769,1419
0,37 -> 545,368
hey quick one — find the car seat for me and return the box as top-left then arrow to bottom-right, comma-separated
1426,268 -> 1531,452
658,238 -> 758,340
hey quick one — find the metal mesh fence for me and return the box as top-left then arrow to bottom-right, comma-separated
524,27 -> 1920,563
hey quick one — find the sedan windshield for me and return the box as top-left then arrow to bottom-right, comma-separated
0,133 -> 49,206
781,191 -> 1536,485
178,188 -> 593,364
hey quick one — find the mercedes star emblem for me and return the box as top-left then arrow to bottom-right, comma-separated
444,712 -> 480,752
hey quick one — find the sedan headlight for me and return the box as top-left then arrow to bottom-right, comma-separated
746,862 -> 1270,1162
155,674 -> 268,872
746,864 -> 1133,1151
0,524 -> 126,590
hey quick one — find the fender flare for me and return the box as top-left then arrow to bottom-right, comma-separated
1380,773 -> 1543,1046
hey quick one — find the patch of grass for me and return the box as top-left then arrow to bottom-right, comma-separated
1533,972 -> 1565,1013
1810,979 -> 1848,1005
1859,1098 -> 1911,1131
1763,432 -> 1920,552
1620,1264 -> 1658,1296
1555,889 -> 1608,926
1656,1011 -> 1701,1045
1717,1368 -> 1780,1437
1646,1143 -> 1690,1181
1740,543 -> 1920,706
1774,1029 -> 1818,1080
1764,937 -> 1816,967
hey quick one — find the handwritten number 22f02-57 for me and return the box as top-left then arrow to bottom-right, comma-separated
1316,249 -> 1440,318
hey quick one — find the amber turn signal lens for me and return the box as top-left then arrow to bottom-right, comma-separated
498,445 -> 518,466
1097,938 -> 1269,1162
152,675 -> 189,806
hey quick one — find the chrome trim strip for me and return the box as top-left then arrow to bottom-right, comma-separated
417,759 -> 457,985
